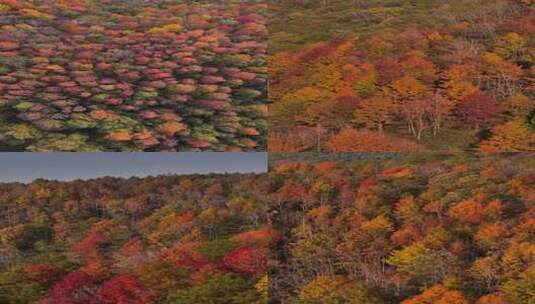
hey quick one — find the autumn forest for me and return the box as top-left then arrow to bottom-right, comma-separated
1,154 -> 534,304
269,0 -> 535,152
0,172 -> 271,303
269,153 -> 534,303
1,0 -> 534,303
0,0 -> 267,151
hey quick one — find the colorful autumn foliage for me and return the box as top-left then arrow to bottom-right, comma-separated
269,153 -> 535,303
97,274 -> 152,304
0,172 -> 270,303
222,246 -> 268,275
402,285 -> 470,304
0,0 -> 266,151
327,128 -> 425,152
269,0 -> 534,152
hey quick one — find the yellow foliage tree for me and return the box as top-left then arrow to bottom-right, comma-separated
20,8 -> 53,20
505,93 -> 534,117
148,23 -> 184,34
298,275 -> 347,302
402,285 -> 469,304
495,32 -> 526,59
354,95 -> 397,132
389,76 -> 427,102
477,120 -> 535,152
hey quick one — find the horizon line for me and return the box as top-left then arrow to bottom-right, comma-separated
0,169 -> 265,185
0,152 -> 267,183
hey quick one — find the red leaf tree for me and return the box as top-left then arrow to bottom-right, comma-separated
455,90 -> 502,129
96,274 -> 153,304
222,246 -> 268,275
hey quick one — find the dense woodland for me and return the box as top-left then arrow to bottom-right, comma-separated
0,0 -> 266,151
269,0 -> 535,152
269,153 -> 535,303
0,173 -> 271,303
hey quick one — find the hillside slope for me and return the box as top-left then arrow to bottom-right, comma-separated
269,0 -> 535,152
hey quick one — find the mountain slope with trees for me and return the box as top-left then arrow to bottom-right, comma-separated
0,173 -> 271,303
269,0 -> 535,152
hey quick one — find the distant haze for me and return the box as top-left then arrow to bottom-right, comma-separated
0,153 -> 267,183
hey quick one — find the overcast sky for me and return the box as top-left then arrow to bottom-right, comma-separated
0,153 -> 267,183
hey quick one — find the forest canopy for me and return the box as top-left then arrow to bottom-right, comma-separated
0,0 -> 267,151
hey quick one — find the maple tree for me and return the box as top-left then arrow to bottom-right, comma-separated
455,91 -> 503,130
476,293 -> 509,304
96,274 -> 153,304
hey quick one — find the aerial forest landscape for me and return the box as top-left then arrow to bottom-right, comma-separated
269,0 -> 535,152
0,0 -> 267,151
269,153 -> 535,303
